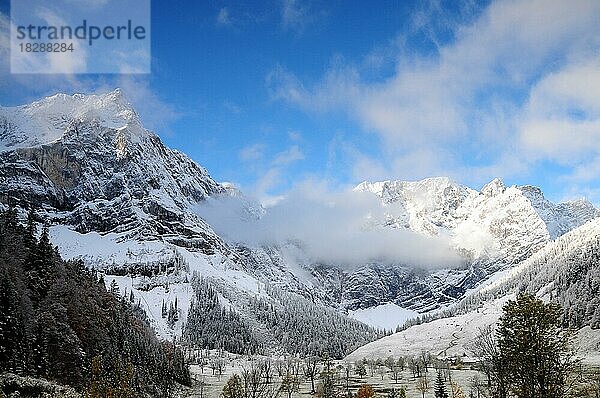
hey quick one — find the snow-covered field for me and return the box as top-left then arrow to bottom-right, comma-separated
346,295 -> 512,361
349,303 -> 419,331
178,356 -> 482,398
575,327 -> 600,365
347,294 -> 600,366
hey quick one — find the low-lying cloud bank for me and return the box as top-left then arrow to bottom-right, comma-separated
195,182 -> 463,268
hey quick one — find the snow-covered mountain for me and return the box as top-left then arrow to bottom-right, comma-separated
0,90 -> 233,249
356,177 -> 598,262
1,90 -> 598,344
347,216 -> 600,362
0,90 -> 376,355
346,177 -> 598,316
0,90 -> 253,336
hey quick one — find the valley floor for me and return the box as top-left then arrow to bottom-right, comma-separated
179,360 -> 482,397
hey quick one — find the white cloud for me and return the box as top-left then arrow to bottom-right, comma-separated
0,13 -> 9,55
268,0 -> 600,191
9,7 -> 88,74
63,0 -> 109,8
272,144 -> 304,166
217,7 -> 232,26
281,0 -> 310,32
288,130 -> 302,141
115,77 -> 181,134
238,142 -> 306,203
519,57 -> 600,163
255,168 -> 283,201
239,143 -> 266,162
197,180 -> 463,267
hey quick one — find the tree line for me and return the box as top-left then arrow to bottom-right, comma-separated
0,208 -> 191,397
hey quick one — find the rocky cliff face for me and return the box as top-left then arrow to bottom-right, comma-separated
0,90 -> 237,255
1,90 -> 598,333
347,176 -> 599,312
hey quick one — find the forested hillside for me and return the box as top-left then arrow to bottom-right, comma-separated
448,219 -> 600,329
0,209 -> 190,397
183,277 -> 380,358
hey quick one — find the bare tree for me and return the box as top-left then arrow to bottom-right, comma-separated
367,359 -> 377,377
198,349 -> 208,374
279,373 -> 299,398
416,375 -> 430,398
286,357 -> 301,379
303,356 -> 320,394
259,359 -> 274,384
275,359 -> 285,378
420,351 -> 432,373
391,363 -> 402,384
409,357 -> 422,378
196,374 -> 207,398
343,362 -> 353,397
468,375 -> 484,398
242,361 -> 277,398
211,356 -> 226,381
396,356 -> 405,371
472,325 -> 508,398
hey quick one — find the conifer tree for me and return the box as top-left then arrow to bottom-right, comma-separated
434,370 -> 449,398
496,293 -> 578,398
222,374 -> 244,398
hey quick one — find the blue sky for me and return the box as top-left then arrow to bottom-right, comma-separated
1,0 -> 599,204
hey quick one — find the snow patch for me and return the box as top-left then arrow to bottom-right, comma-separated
348,303 -> 418,330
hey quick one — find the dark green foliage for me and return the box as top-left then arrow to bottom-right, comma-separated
434,371 -> 448,398
0,209 -> 190,396
183,277 -> 260,354
222,374 -> 244,398
248,286 -> 378,358
496,293 -> 578,398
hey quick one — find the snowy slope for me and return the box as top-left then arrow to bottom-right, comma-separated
0,90 -> 140,151
347,218 -> 600,362
347,176 -> 599,315
2,90 -> 598,341
346,295 -> 512,361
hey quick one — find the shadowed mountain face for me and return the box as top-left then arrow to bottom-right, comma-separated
1,90 -> 598,339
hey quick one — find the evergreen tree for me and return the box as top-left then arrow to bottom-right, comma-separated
434,371 -> 449,398
222,374 -> 244,398
317,368 -> 339,398
496,293 -> 578,398
109,279 -> 120,296
0,210 -> 191,396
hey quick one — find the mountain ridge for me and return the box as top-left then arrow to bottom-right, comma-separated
1,90 -> 598,342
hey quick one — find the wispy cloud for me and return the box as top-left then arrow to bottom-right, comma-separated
197,179 -> 463,267
268,0 -> 600,190
280,0 -> 324,34
281,0 -> 307,32
238,141 -> 306,205
272,144 -> 304,166
217,7 -> 232,26
0,11 -> 179,137
239,143 -> 266,162
115,77 -> 181,134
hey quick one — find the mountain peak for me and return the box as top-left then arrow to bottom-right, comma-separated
0,88 -> 143,151
481,178 -> 506,197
